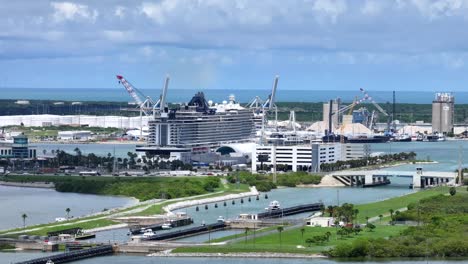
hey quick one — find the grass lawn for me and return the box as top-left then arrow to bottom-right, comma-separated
175,225 -> 406,254
354,186 -> 450,222
135,183 -> 250,216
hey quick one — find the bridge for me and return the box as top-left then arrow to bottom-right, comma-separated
330,169 -> 457,188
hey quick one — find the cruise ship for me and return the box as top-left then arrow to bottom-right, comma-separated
137,92 -> 255,155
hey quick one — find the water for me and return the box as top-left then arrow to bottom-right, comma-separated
371,140 -> 468,172
1,252 -> 465,264
0,185 -> 136,230
2,88 -> 468,104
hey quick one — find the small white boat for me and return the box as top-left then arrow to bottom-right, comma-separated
161,223 -> 172,229
265,200 -> 281,211
142,229 -> 155,238
217,216 -> 225,223
46,260 -> 54,264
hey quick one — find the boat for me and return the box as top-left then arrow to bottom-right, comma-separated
265,200 -> 281,211
426,132 -> 446,142
46,260 -> 54,264
74,230 -> 96,240
142,229 -> 156,238
217,216 -> 225,223
346,135 -> 390,143
161,223 -> 172,230
394,134 -> 412,142
415,133 -> 424,141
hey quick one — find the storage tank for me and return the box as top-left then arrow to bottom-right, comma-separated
432,93 -> 454,134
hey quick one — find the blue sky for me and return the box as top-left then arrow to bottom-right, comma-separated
1,0 -> 468,91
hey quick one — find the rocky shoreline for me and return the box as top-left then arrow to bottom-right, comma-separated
148,251 -> 327,259
0,181 -> 55,189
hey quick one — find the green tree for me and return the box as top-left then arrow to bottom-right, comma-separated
378,214 -> 383,224
300,227 -> 306,239
366,223 -> 376,232
389,209 -> 395,224
305,238 -> 313,247
244,227 -> 250,244
353,209 -> 359,225
449,187 -> 456,196
65,208 -> 71,219
325,231 -> 332,241
21,213 -> 27,228
277,226 -> 284,248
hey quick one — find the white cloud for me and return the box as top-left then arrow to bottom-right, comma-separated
312,0 -> 347,24
139,1 -> 177,25
361,0 -> 384,16
51,2 -> 98,23
102,30 -> 129,41
139,46 -> 154,57
114,6 -> 126,18
408,0 -> 468,19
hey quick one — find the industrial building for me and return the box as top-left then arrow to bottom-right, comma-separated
0,115 -> 149,129
322,99 -> 339,132
0,134 -> 36,159
58,131 -> 92,141
432,92 -> 454,135
251,143 -> 367,172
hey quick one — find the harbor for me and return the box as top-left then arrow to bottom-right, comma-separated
2,1 -> 468,261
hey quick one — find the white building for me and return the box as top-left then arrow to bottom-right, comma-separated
252,143 -> 367,172
58,131 -> 92,141
0,115 -> 150,129
306,217 -> 335,227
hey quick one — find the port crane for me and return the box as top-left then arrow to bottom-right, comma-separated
359,88 -> 388,116
116,75 -> 170,116
359,87 -> 391,132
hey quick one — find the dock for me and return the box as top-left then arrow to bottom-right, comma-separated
129,216 -> 193,235
15,244 -> 113,264
256,203 -> 323,219
141,222 -> 226,241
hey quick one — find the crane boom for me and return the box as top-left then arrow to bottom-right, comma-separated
359,87 -> 388,116
116,75 -> 145,106
159,75 -> 170,111
263,75 -> 279,110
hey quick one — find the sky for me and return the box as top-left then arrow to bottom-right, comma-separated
1,0 -> 468,91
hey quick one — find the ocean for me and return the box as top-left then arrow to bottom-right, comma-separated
1,88 -> 467,104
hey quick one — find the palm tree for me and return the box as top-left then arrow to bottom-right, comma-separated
319,204 -> 325,216
244,227 -> 250,244
66,208 -> 71,219
389,209 -> 395,224
300,227 -> 306,239
327,205 -> 334,217
21,213 -> 27,228
207,225 -> 212,243
378,214 -> 383,224
277,226 -> 284,248
353,209 -> 359,225
325,231 -> 332,242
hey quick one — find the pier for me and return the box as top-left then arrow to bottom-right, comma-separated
330,169 -> 457,188
139,202 -> 322,241
257,203 -> 323,219
141,222 -> 227,241
15,244 -> 113,264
